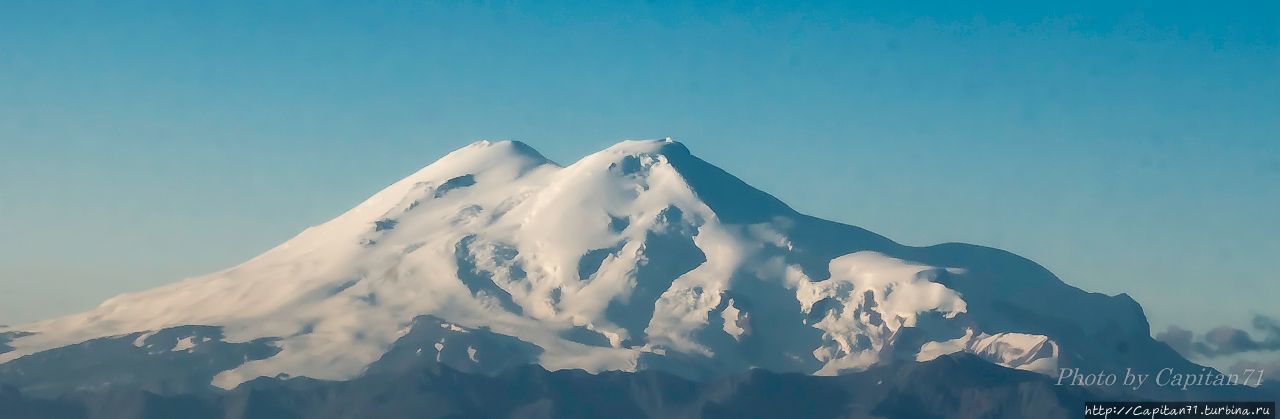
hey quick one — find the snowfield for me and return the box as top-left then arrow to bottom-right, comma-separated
0,139 -> 1186,389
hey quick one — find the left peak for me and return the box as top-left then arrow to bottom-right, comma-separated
440,140 -> 552,165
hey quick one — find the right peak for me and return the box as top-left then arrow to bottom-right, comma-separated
603,138 -> 691,157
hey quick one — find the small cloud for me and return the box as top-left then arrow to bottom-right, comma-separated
1204,326 -> 1274,356
1254,315 -> 1280,336
1227,358 -> 1280,385
1157,315 -> 1280,358
1229,358 -> 1280,374
1155,325 -> 1197,356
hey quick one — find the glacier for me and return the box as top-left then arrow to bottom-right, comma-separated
0,139 -> 1197,390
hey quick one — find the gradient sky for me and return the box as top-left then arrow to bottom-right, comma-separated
1,1 -> 1277,340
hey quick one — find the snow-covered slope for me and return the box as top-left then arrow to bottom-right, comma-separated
0,139 -> 1195,390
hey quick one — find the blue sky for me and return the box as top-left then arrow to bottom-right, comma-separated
0,1 -> 1276,338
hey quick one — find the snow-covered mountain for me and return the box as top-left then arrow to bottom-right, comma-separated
0,139 -> 1197,392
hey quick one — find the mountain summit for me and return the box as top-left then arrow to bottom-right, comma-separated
0,139 -> 1195,393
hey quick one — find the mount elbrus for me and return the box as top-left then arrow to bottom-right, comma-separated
0,139 -> 1197,395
